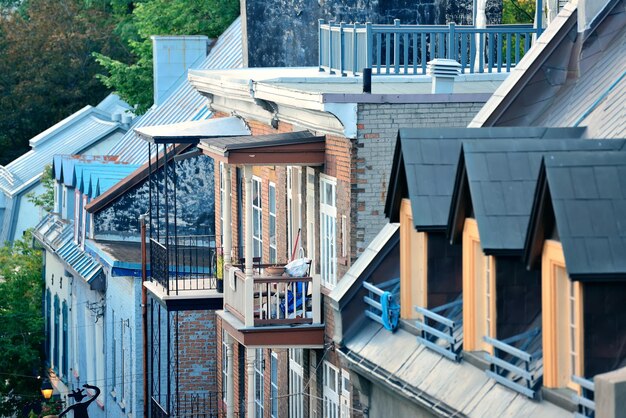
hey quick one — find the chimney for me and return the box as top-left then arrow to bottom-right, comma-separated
427,59 -> 461,94
151,35 -> 209,106
578,0 -> 611,33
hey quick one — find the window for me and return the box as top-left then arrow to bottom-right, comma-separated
112,310 -> 116,392
289,349 -> 304,418
542,240 -> 583,389
62,301 -> 68,379
121,319 -> 126,400
254,349 -> 264,418
270,351 -> 278,418
53,295 -> 59,373
320,176 -> 337,288
222,330 -> 228,402
287,167 -> 302,257
462,218 -> 495,352
340,369 -> 351,418
220,162 -> 225,234
269,183 -> 277,264
45,290 -> 51,361
252,177 -> 263,259
323,361 -> 340,418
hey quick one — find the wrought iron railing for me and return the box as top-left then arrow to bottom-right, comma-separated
415,298 -> 463,362
572,375 -> 595,418
319,20 -> 540,76
149,234 -> 221,295
484,327 -> 543,399
363,278 -> 400,331
151,392 -> 238,418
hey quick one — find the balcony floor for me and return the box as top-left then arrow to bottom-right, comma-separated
144,279 -> 223,311
218,309 -> 324,349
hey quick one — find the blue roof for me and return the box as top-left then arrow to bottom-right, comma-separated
110,17 -> 243,164
56,233 -> 103,284
0,95 -> 131,196
75,164 -> 140,198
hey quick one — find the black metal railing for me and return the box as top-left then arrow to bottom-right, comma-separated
484,327 -> 543,399
151,392 -> 241,418
572,375 -> 595,418
149,234 -> 221,295
415,298 -> 463,362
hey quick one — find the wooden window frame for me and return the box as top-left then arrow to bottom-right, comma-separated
541,240 -> 584,390
399,199 -> 427,319
462,218 -> 496,352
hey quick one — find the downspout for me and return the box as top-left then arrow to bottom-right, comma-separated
140,213 -> 148,417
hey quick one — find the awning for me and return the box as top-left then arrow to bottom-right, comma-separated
134,116 -> 251,144
198,131 -> 326,166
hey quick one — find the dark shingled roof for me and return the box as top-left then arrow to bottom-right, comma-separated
450,139 -> 625,254
528,151 -> 626,281
384,127 -> 586,231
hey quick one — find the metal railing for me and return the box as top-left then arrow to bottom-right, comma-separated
319,19 -> 540,76
363,278 -> 400,331
484,327 -> 543,399
152,392 -> 238,418
415,298 -> 463,362
224,264 -> 321,328
149,234 -> 221,295
572,375 -> 595,418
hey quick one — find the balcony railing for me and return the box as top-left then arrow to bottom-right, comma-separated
415,298 -> 463,362
151,392 -> 236,418
572,375 -> 595,418
363,278 -> 400,331
224,264 -> 321,327
319,20 -> 540,76
484,327 -> 543,399
149,234 -> 221,295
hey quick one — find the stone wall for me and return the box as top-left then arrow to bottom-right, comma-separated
242,0 -> 501,67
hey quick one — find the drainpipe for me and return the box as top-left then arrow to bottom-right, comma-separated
140,213 -> 148,416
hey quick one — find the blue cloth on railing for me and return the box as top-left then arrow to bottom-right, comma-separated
281,282 -> 308,316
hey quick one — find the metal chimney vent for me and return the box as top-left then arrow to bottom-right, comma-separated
428,59 -> 461,94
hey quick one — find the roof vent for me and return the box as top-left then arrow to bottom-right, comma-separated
428,59 -> 461,94
112,113 -> 122,123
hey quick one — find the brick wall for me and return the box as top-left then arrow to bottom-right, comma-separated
353,101 -> 486,256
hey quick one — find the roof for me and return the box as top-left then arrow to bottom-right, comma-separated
448,138 -> 624,254
384,127 -> 586,231
470,1 -> 626,138
0,104 -> 127,196
198,131 -> 326,165
526,151 -> 626,280
53,155 -> 120,186
109,16 -> 243,164
33,214 -> 72,251
134,116 -> 250,143
341,323 -> 571,418
76,164 -> 141,198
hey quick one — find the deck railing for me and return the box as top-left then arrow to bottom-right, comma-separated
363,278 -> 400,331
151,392 -> 238,418
415,298 -> 463,362
149,234 -> 221,295
484,327 -> 543,399
572,375 -> 595,418
319,20 -> 540,76
224,264 -> 321,328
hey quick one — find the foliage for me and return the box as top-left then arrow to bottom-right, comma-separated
94,0 -> 239,114
0,0 -> 128,165
0,231 -> 45,416
26,165 -> 55,212
502,0 -> 535,24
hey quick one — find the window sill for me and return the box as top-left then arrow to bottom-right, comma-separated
110,390 -> 117,401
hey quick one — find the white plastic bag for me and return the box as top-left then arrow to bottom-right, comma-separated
285,257 -> 310,278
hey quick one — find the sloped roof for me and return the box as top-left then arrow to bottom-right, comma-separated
449,138 -> 624,254
384,127 -> 586,231
110,16 -> 243,164
526,151 -> 626,280
134,116 -> 250,143
470,1 -> 625,138
0,105 -> 126,196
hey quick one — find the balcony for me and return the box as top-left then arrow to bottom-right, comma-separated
220,264 -> 324,348
415,297 -> 463,362
318,20 -> 540,76
145,234 -> 223,310
484,327 -> 543,399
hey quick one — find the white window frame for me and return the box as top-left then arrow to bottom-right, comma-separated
340,369 -> 351,418
270,351 -> 278,418
323,361 -> 340,418
289,349 -> 304,418
269,183 -> 277,264
222,329 -> 228,402
220,162 -> 225,235
254,348 -> 264,418
320,175 -> 337,289
252,177 -> 263,259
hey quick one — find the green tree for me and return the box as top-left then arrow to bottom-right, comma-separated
0,231 -> 44,416
94,0 -> 239,114
0,0 -> 128,165
502,0 -> 535,24
26,165 -> 54,212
